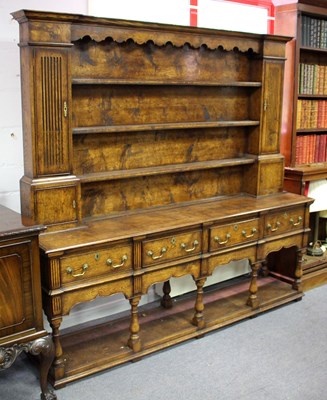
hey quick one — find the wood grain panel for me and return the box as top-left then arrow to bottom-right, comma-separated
72,85 -> 253,128
0,242 -> 35,338
34,48 -> 71,176
81,168 -> 243,218
0,255 -> 24,329
72,38 -> 254,83
73,128 -> 247,175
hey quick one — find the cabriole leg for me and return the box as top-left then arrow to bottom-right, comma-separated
29,336 -> 57,400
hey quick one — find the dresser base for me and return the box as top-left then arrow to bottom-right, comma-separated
50,275 -> 302,389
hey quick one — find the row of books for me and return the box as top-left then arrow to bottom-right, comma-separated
301,16 -> 327,49
295,134 -> 327,165
298,63 -> 327,95
296,100 -> 327,129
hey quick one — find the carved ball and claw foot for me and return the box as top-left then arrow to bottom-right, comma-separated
0,335 -> 57,400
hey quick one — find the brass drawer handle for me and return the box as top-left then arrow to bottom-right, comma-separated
106,254 -> 128,269
214,233 -> 231,245
181,239 -> 199,253
147,247 -> 167,260
267,221 -> 281,232
290,216 -> 302,226
242,228 -> 257,238
66,263 -> 88,277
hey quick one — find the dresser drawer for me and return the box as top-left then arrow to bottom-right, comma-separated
60,243 -> 132,284
264,207 -> 304,237
210,219 -> 259,251
142,230 -> 202,266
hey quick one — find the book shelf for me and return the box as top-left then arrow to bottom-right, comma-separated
275,0 -> 327,290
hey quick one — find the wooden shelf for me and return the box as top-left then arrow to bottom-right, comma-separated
298,94 -> 327,99
73,120 -> 260,135
300,46 -> 327,53
51,275 -> 302,388
296,128 -> 327,133
72,78 -> 262,87
78,157 -> 255,183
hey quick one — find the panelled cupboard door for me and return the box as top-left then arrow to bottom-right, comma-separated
0,241 -> 35,338
260,60 -> 284,154
33,48 -> 71,177
35,185 -> 78,226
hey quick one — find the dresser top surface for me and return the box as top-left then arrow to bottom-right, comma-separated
39,192 -> 313,255
0,205 -> 45,239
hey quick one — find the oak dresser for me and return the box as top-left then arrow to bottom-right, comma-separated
12,10 -> 313,388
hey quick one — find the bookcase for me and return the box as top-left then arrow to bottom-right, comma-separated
12,9 -> 313,389
275,0 -> 327,289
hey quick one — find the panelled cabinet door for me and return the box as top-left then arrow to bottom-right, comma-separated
0,242 -> 35,338
35,185 -> 78,226
260,60 -> 284,154
33,48 -> 71,177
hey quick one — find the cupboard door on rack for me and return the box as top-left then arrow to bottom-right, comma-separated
260,60 -> 284,154
33,48 -> 71,177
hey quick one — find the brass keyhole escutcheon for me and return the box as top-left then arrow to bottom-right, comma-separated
94,253 -> 100,261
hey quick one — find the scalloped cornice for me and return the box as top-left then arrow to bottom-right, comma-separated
12,9 -> 290,55
71,25 -> 261,53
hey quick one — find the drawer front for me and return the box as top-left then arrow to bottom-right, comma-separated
142,230 -> 202,266
60,243 -> 132,284
210,219 -> 259,251
264,207 -> 304,237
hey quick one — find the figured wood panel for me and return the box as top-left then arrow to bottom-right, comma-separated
72,85 -> 254,128
60,242 -> 133,285
73,128 -> 247,175
81,168 -> 244,218
0,242 -> 35,338
260,60 -> 284,153
142,230 -> 202,267
209,219 -> 259,251
35,186 -> 78,225
0,255 -> 24,329
34,48 -> 71,176
72,38 -> 254,83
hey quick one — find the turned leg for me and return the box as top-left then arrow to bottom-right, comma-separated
128,296 -> 142,352
49,317 -> 65,381
29,336 -> 57,400
260,259 -> 269,277
247,261 -> 261,309
192,278 -> 206,329
161,280 -> 173,309
293,248 -> 305,291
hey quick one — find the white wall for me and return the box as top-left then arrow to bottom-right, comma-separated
198,0 -> 268,34
89,0 -> 190,25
